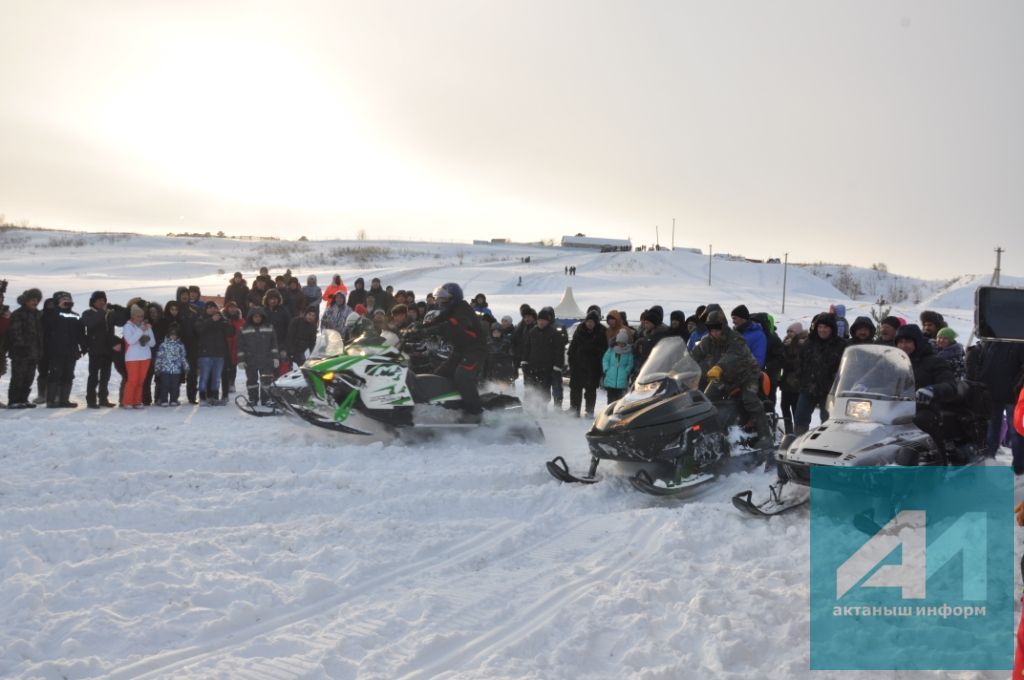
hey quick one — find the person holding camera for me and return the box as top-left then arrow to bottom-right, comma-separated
121,304 -> 155,409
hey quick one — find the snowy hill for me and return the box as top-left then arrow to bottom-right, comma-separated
0,227 -> 1020,679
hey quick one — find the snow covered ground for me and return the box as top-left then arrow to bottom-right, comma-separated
1,229 -> 1020,679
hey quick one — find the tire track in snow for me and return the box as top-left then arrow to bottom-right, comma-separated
107,514 -> 603,679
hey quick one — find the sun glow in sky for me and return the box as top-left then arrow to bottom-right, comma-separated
1,1 -> 1022,278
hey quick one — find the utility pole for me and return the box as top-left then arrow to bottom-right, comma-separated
671,217 -> 675,250
782,252 -> 789,314
992,246 -> 1004,285
655,225 -> 660,251
708,244 -> 713,286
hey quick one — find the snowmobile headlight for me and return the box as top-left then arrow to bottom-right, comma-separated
321,371 -> 335,382
845,399 -> 872,420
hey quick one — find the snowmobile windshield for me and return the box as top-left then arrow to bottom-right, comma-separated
309,330 -> 345,360
834,344 -> 916,400
634,336 -> 701,390
346,331 -> 400,357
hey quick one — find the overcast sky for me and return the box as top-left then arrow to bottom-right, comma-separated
1,0 -> 1021,278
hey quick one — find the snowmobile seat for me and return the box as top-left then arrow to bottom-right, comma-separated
406,372 -> 457,402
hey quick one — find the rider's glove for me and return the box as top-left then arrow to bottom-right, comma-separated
915,387 -> 935,405
706,365 -> 723,381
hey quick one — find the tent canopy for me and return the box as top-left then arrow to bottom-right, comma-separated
553,286 -> 586,323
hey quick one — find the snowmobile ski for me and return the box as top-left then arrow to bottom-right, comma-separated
545,456 -> 602,484
628,468 -> 714,497
731,485 -> 809,518
234,395 -> 284,417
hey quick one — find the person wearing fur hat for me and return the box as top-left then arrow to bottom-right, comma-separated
602,329 -> 634,404
121,304 -> 156,408
80,291 -> 122,408
919,310 -> 946,341
224,272 -> 250,315
603,310 -> 631,348
848,316 -> 877,346
794,312 -> 847,434
41,291 -> 86,408
512,305 -> 537,369
567,310 -> 606,417
779,322 -> 807,434
731,304 -> 767,368
522,307 -> 566,408
194,301 -> 235,405
688,303 -> 722,352
6,289 -> 44,408
690,310 -> 774,449
877,315 -> 902,346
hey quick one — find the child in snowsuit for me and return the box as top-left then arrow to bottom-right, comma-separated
154,325 -> 189,405
602,330 -> 634,404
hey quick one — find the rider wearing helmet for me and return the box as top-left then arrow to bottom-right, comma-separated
421,282 -> 488,422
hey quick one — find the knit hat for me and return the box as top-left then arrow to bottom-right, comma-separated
646,305 -> 664,327
937,327 -> 958,341
354,304 -> 367,315
586,310 -> 601,323
787,321 -> 804,334
895,323 -> 925,350
500,315 -> 513,325
731,304 -> 750,320
614,329 -> 629,344
89,290 -> 107,306
519,303 -> 531,315
538,307 -> 554,323
670,310 -> 685,324
880,315 -> 902,330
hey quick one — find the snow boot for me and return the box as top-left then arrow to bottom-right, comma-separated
59,382 -> 78,408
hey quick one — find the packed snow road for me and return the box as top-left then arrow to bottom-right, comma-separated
0,403 -> 1017,679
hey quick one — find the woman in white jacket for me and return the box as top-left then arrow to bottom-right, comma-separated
121,304 -> 156,408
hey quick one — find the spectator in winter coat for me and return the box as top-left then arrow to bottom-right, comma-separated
688,303 -> 723,352
321,274 -> 346,303
668,310 -> 690,340
187,286 -> 204,315
262,289 -> 291,373
175,287 -> 201,403
219,301 -> 245,400
6,288 -> 44,408
877,316 -> 902,346
690,310 -> 774,449
121,304 -> 156,408
829,304 -> 849,339
224,273 -> 250,314
80,291 -> 121,408
320,292 -> 351,333
633,306 -> 671,374
302,275 -> 323,313
154,324 -> 189,405
895,324 -> 961,463
686,315 -> 707,352
750,312 -> 784,407
0,290 -> 9,408
934,327 -> 966,381
602,330 -> 634,404
248,278 -> 270,310
141,302 -> 165,405
485,321 -> 517,387
848,316 -> 877,346
919,310 -> 946,342
344,304 -> 374,343
974,339 -> 1024,468
237,306 -> 279,406
731,305 -> 767,368
387,304 -> 411,332
369,278 -> 393,312
794,313 -> 847,434
194,301 -> 235,404
603,310 -> 628,348
779,322 -> 806,434
284,278 -> 305,317
567,310 -> 607,417
42,291 -> 86,408
286,306 -> 318,366
512,305 -> 537,367
522,307 -> 565,408
471,294 -> 493,317
347,278 -> 367,309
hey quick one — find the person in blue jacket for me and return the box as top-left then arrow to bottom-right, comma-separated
730,305 -> 767,368
602,329 -> 634,404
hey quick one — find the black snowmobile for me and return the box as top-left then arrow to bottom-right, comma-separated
545,336 -> 778,496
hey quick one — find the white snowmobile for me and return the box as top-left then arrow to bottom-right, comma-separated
239,329 -> 543,443
732,343 -> 990,517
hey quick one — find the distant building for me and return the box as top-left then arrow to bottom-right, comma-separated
561,235 -> 632,251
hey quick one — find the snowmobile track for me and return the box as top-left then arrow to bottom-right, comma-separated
106,515 -> 613,679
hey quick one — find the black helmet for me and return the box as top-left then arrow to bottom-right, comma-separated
433,282 -> 463,309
